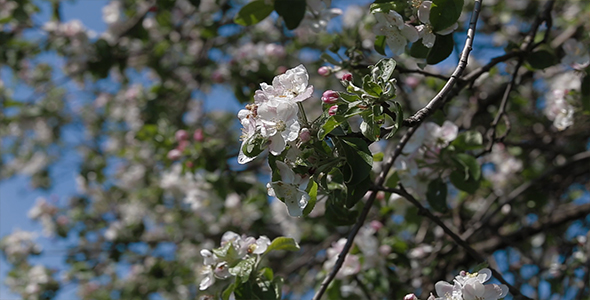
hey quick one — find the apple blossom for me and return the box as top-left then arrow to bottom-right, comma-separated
341,73 -> 353,81
329,105 -> 338,116
562,38 -> 590,69
318,66 -> 331,77
321,90 -> 339,104
416,1 -> 459,48
373,10 -> 419,55
267,161 -> 310,217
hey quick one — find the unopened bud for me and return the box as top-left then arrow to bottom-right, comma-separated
328,105 -> 338,116
379,244 -> 392,256
370,220 -> 383,231
193,128 -> 204,142
300,128 -> 311,143
321,90 -> 339,104
341,73 -> 353,81
175,130 -> 188,141
318,66 -> 331,77
177,140 -> 189,151
404,293 -> 418,300
167,149 -> 182,160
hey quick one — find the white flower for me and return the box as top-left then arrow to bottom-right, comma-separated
434,281 -> 463,300
373,11 -> 419,55
423,121 -> 458,149
417,1 -> 459,48
237,65 -> 313,163
257,98 -> 300,155
435,268 -> 509,300
544,89 -> 574,131
562,38 -> 590,69
267,161 -> 310,217
259,64 -> 314,102
298,0 -> 342,33
102,1 -> 121,25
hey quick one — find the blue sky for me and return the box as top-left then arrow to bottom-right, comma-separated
0,1 -> 108,299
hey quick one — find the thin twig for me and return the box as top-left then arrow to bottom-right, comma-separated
480,57 -> 523,156
396,66 -> 450,81
354,275 -> 374,300
380,185 -> 533,300
464,151 -> 590,240
312,125 -> 419,300
313,3 -> 485,298
403,0 -> 483,127
575,232 -> 590,300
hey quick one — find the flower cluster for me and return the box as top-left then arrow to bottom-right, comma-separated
429,268 -> 509,300
373,1 -> 459,56
199,231 -> 270,290
0,230 -> 42,264
27,197 -> 58,237
238,64 -> 313,164
544,89 -> 574,131
396,121 -> 459,199
238,65 -> 315,216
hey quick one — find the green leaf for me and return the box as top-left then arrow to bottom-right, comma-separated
266,237 -> 300,253
373,152 -> 384,162
375,35 -> 387,56
302,181 -> 318,216
370,1 -> 407,14
426,178 -> 448,212
582,70 -> 590,113
318,115 -> 347,140
384,102 -> 403,139
213,242 -> 241,264
410,39 -> 431,59
345,176 -> 372,208
526,49 -> 557,70
320,53 -> 340,65
376,58 -> 397,83
234,1 -> 274,26
449,169 -> 480,194
327,168 -> 347,191
222,281 -> 238,300
427,34 -> 455,65
229,257 -> 257,282
454,153 -> 481,181
338,138 -> 373,185
275,0 -> 307,30
325,199 -> 359,226
451,131 -> 483,151
430,0 -> 463,32
362,75 -> 383,97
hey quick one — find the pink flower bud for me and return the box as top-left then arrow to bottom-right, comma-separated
379,244 -> 392,256
370,220 -> 383,231
300,128 -> 311,143
175,130 -> 188,141
177,140 -> 189,151
211,70 -> 225,83
167,149 -> 182,160
57,215 -> 69,226
276,66 -> 287,74
186,161 -> 194,168
318,66 -> 331,77
328,105 -> 338,116
405,76 -> 420,88
404,293 -> 418,300
321,90 -> 339,104
193,128 -> 204,142
341,73 -> 353,81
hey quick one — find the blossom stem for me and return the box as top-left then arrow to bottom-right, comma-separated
297,102 -> 309,128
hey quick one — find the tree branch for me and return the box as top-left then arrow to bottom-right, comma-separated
313,2 -> 485,299
379,185 -> 533,300
402,0 -> 482,127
